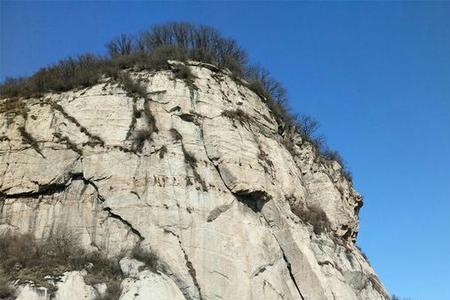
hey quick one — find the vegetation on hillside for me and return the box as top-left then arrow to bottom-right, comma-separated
0,22 -> 351,181
0,231 -> 122,297
0,231 -> 162,299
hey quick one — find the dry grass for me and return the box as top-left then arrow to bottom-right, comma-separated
0,231 -> 123,294
169,128 -> 183,141
0,22 -> 353,182
130,246 -> 160,273
17,127 -> 44,157
0,269 -> 14,299
95,279 -> 122,300
291,205 -> 330,235
118,74 -> 148,99
159,145 -> 168,159
221,109 -> 254,125
131,129 -> 153,153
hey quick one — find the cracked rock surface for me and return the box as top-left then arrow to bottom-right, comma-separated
1,61 -> 388,300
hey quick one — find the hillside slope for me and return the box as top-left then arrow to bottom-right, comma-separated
0,61 -> 388,300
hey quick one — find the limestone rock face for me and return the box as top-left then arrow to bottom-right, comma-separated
0,62 -> 388,299
14,271 -> 97,300
120,270 -> 185,300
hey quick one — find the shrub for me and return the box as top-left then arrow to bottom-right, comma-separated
172,63 -> 197,89
321,148 -> 353,181
0,23 -> 246,99
0,231 -> 124,292
169,128 -> 183,141
17,126 -> 43,156
95,279 -> 122,300
137,23 -> 247,74
118,74 -> 147,99
0,232 -> 38,270
0,22 -> 353,183
0,55 -> 107,99
296,114 -> 319,139
106,34 -> 134,57
245,66 -> 292,123
159,145 -> 168,159
221,109 -> 253,125
0,270 -> 13,299
0,78 -> 27,98
172,64 -> 193,81
291,205 -> 330,235
0,94 -> 27,117
131,129 -> 152,152
183,150 -> 197,168
130,246 -> 160,273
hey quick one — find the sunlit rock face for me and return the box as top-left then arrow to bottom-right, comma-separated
0,61 -> 388,300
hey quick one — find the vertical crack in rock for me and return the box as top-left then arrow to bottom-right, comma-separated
164,228 -> 202,300
170,62 -> 199,108
199,125 -> 229,192
177,238 -> 203,300
171,128 -> 207,192
125,97 -> 138,140
199,123 -> 270,210
161,229 -> 200,300
199,122 -> 305,299
143,97 -> 159,133
259,209 -> 307,300
280,248 -> 305,300
252,132 -> 275,177
1,65 -> 388,299
200,113 -> 272,206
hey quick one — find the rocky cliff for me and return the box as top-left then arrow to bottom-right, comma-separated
0,61 -> 388,300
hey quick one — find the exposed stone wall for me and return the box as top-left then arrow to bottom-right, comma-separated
0,62 -> 388,300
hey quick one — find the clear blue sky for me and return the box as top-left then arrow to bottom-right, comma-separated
1,2 -> 449,299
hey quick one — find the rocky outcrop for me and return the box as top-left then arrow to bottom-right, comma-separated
0,61 -> 388,299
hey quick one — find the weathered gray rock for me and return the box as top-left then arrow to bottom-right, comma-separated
120,270 -> 185,300
14,271 -> 96,300
0,61 -> 388,299
15,284 -> 49,300
54,271 -> 97,300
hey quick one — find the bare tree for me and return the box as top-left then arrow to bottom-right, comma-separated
106,34 -> 134,57
297,114 -> 320,138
